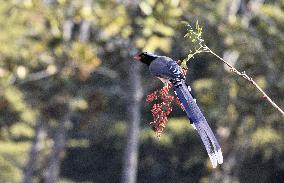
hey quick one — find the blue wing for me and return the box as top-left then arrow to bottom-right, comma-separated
149,57 -> 184,80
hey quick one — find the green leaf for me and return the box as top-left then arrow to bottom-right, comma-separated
181,60 -> 188,69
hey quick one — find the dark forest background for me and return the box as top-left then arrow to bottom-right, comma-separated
0,0 -> 283,183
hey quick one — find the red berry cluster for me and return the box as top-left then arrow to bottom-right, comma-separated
146,91 -> 158,103
146,83 -> 185,137
146,67 -> 188,137
146,84 -> 173,137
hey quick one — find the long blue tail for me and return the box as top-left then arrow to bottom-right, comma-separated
173,80 -> 223,168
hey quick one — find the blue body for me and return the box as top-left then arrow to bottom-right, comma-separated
149,56 -> 223,168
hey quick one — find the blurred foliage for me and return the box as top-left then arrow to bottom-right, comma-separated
0,0 -> 283,183
62,118 -> 208,183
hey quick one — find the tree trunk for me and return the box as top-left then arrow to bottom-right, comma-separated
43,106 -> 71,183
121,60 -> 143,183
79,0 -> 92,42
22,115 -> 46,183
121,1 -> 141,182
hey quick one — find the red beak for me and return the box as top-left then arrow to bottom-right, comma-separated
133,53 -> 141,61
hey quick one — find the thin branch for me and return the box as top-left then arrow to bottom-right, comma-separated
202,45 -> 284,117
183,22 -> 284,117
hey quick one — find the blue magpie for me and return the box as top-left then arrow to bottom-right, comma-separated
134,52 -> 223,168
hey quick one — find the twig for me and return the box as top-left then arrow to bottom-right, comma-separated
183,22 -> 284,117
204,45 -> 284,117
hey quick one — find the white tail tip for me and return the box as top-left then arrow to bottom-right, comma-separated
217,149 -> 223,164
209,153 -> 217,168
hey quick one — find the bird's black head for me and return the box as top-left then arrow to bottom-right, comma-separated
133,52 -> 159,66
